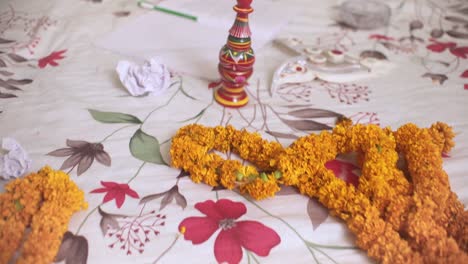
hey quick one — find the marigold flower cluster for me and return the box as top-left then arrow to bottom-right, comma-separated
170,122 -> 468,263
0,166 -> 87,264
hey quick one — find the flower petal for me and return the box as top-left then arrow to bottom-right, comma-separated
179,216 -> 219,244
195,200 -> 224,221
325,159 -> 360,187
90,187 -> 109,194
47,148 -> 75,157
103,189 -> 117,203
214,229 -> 243,264
450,47 -> 468,59
460,70 -> 468,78
216,199 -> 247,220
66,139 -> 89,148
101,181 -> 119,188
95,150 -> 111,166
77,155 -> 94,176
60,152 -> 82,170
235,220 -> 281,257
125,187 -> 140,199
115,191 -> 126,208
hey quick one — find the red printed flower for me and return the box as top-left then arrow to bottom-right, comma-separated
38,49 -> 66,68
179,199 -> 281,264
426,39 -> 468,59
369,34 -> 394,41
461,70 -> 468,90
451,47 -> 468,59
91,181 -> 139,208
325,159 -> 360,187
426,39 -> 456,53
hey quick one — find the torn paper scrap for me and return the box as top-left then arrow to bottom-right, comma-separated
0,138 -> 32,180
116,57 -> 171,97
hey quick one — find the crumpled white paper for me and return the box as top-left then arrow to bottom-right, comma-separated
0,138 -> 32,180
116,57 -> 171,97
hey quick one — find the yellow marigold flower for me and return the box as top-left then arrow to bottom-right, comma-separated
219,160 -> 242,189
170,122 -> 468,263
240,175 -> 280,200
0,166 -> 87,264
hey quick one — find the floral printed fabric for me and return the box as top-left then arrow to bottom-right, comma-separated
0,0 -> 467,263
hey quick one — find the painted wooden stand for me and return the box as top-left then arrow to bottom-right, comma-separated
214,0 -> 255,108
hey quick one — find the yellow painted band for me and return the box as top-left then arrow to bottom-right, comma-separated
215,92 -> 249,107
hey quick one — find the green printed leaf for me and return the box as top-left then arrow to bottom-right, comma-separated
130,129 -> 167,165
88,109 -> 142,124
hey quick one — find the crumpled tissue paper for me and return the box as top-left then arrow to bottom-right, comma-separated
116,57 -> 171,97
0,138 -> 32,180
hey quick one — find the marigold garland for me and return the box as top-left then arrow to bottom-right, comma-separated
170,122 -> 468,263
0,166 -> 87,264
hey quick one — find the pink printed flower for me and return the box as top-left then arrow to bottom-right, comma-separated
325,159 -> 360,187
179,199 -> 281,264
38,49 -> 66,68
91,181 -> 139,208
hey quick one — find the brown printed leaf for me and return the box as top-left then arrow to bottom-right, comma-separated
422,73 -> 448,84
55,232 -> 75,262
266,130 -> 299,139
140,192 -> 166,204
95,151 -> 111,166
0,79 -> 21,90
276,185 -> 300,196
140,185 -> 187,211
71,236 -> 89,264
457,7 -> 468,15
281,118 -> 332,131
360,50 -> 387,60
0,38 -> 14,44
7,53 -> 27,63
446,30 -> 468,39
114,11 -> 131,17
160,190 -> 175,211
445,16 -> 468,24
47,148 -> 75,157
0,70 -> 13,76
286,104 -> 312,108
177,170 -> 190,178
0,92 -> 17,98
6,78 -> 32,85
288,108 -> 343,119
55,231 -> 89,264
430,29 -> 444,39
307,198 -> 329,230
98,207 -> 122,236
174,189 -> 187,209
212,185 -> 227,191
